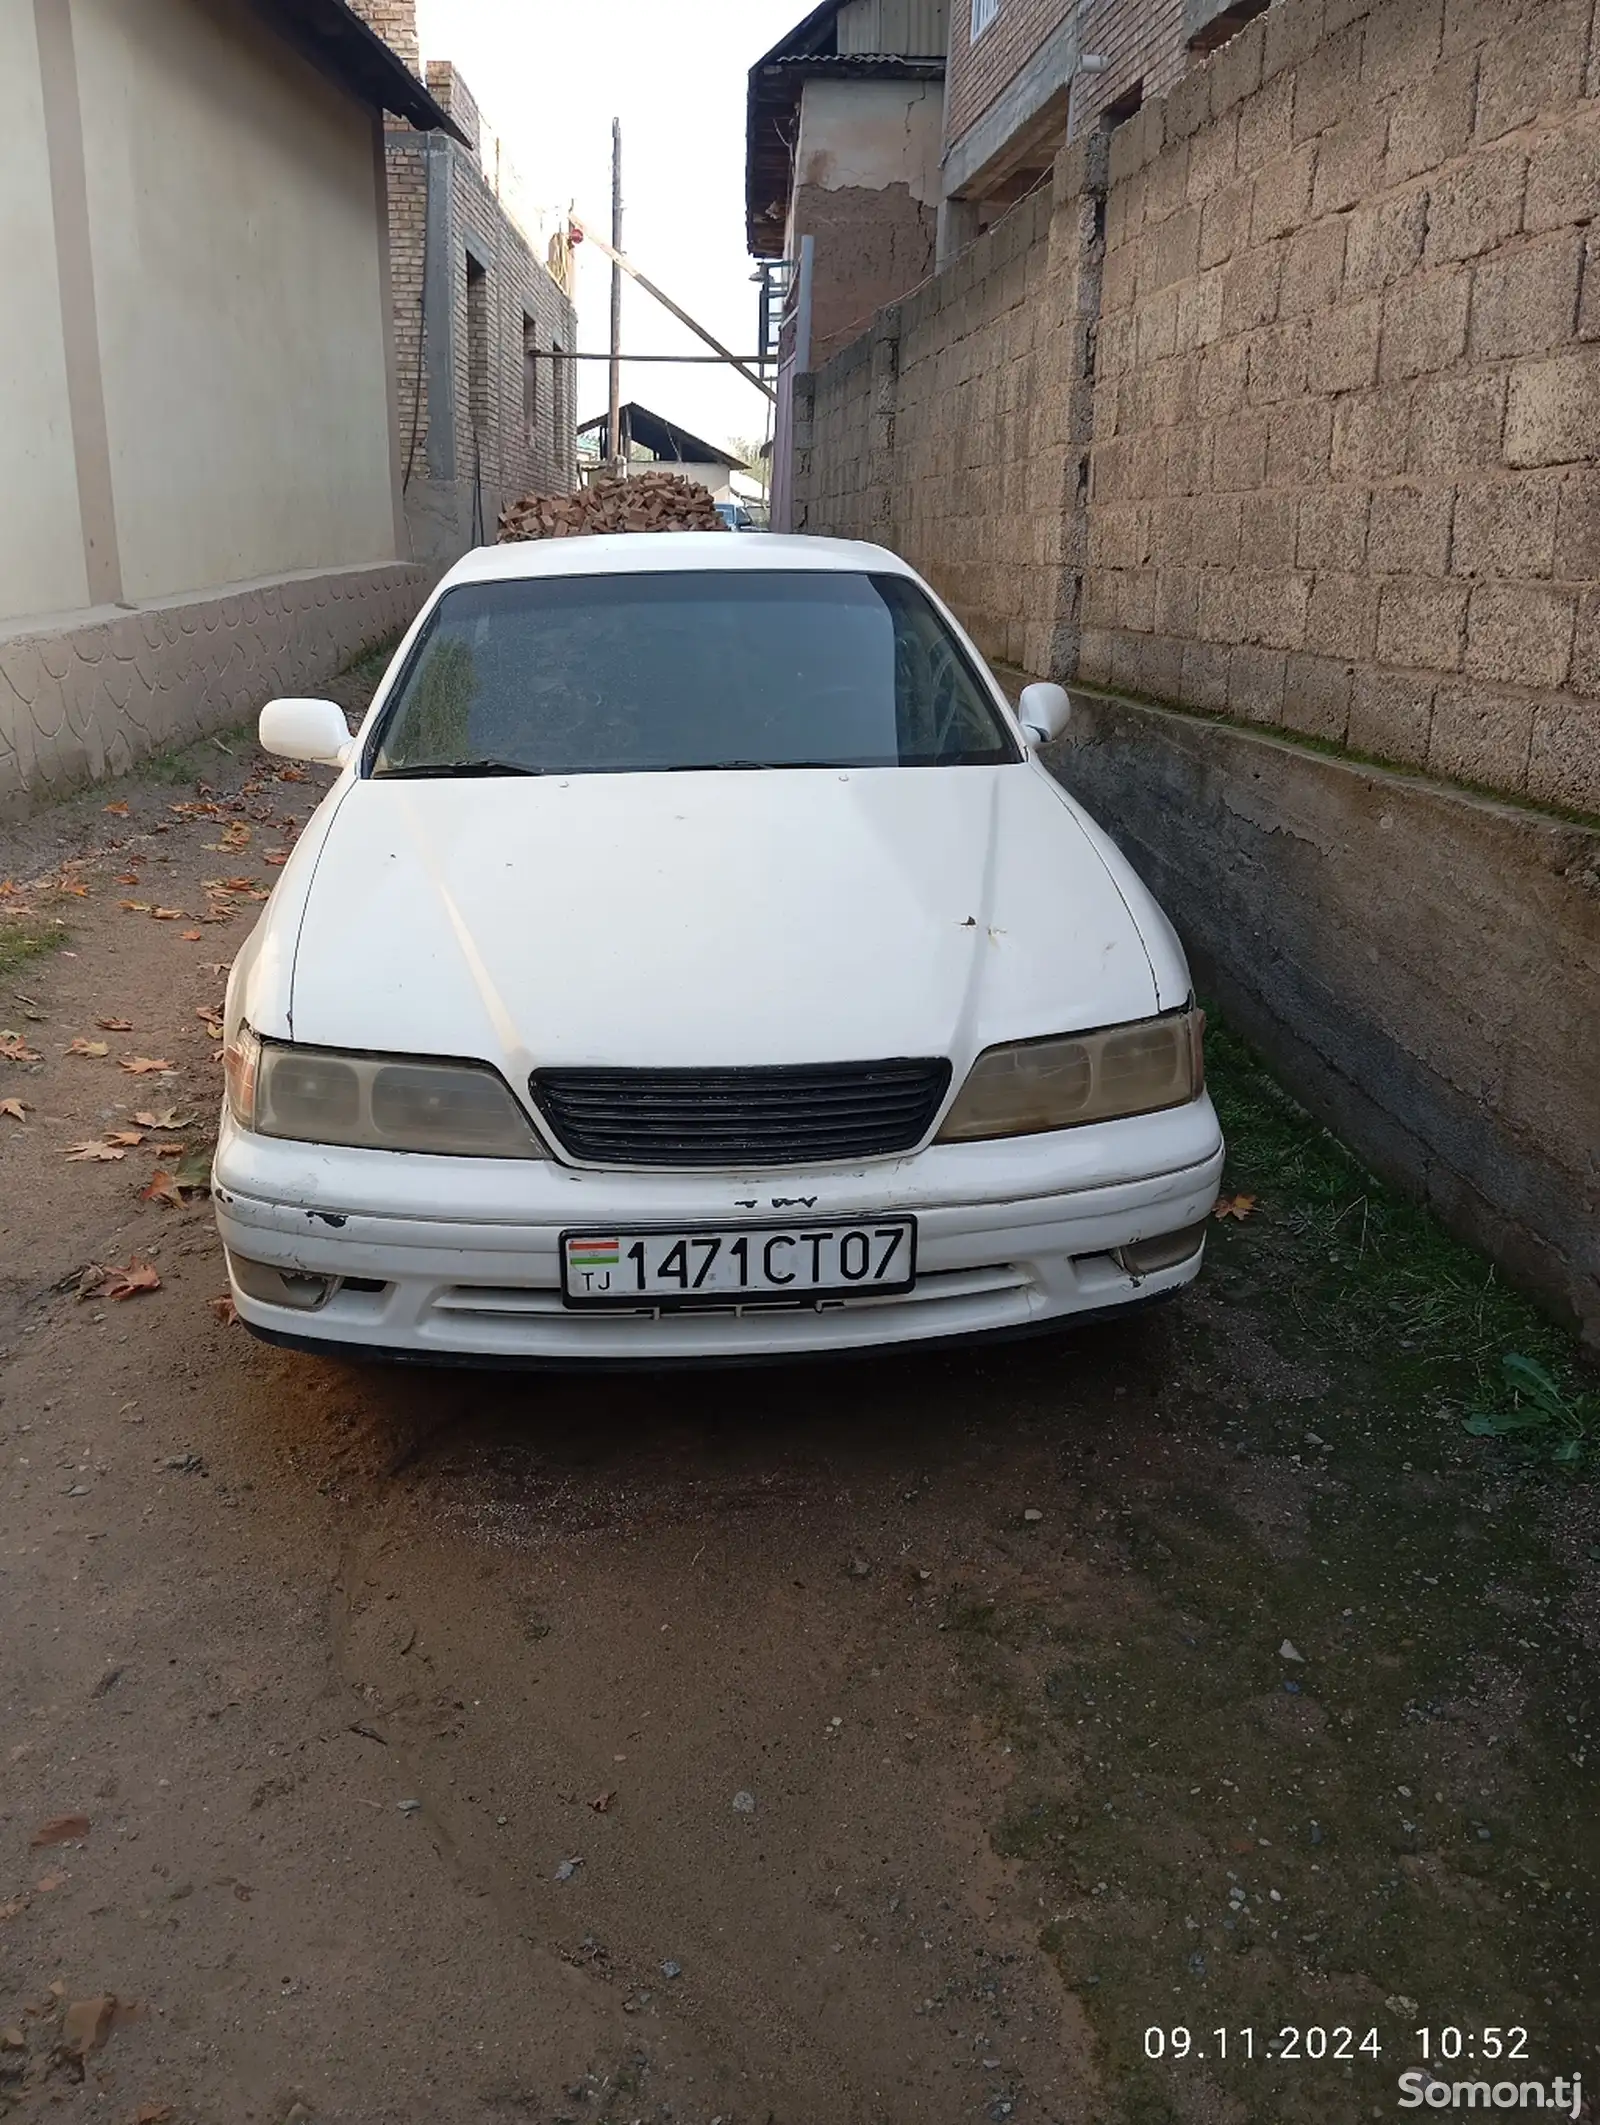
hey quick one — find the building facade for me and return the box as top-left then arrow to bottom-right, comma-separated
748,0 -> 949,368
353,1 -> 579,567
0,0 -> 446,818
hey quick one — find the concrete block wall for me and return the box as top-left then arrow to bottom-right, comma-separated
0,563 -> 424,820
801,136 -> 1105,676
795,0 -> 1600,1339
1083,0 -> 1600,815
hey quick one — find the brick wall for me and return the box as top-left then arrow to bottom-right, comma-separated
1082,0 -> 1600,814
1070,0 -> 1190,135
359,1 -> 578,563
946,0 -> 1072,149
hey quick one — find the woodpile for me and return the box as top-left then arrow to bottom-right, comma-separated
498,470 -> 728,541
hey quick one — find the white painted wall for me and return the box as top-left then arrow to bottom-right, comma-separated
0,5 -> 90,626
792,76 -> 944,206
72,0 -> 399,603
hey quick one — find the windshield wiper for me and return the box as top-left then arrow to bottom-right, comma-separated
374,759 -> 548,779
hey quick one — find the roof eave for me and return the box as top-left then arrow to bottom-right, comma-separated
250,0 -> 468,142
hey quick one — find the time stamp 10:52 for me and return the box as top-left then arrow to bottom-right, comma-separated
1143,2027 -> 1537,2064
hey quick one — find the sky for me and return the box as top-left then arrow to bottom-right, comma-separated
415,0 -> 804,464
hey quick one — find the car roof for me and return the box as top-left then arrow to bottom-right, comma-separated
437,531 -> 916,588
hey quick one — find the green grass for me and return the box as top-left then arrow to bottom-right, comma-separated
337,629 -> 406,688
1204,1015 -> 1588,1438
0,914 -> 67,986
138,721 -> 255,785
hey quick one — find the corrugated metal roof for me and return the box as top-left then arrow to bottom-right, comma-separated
836,0 -> 948,57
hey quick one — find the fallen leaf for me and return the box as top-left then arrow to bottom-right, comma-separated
59,1994 -> 116,2059
1212,1193 -> 1259,1222
103,800 -> 130,817
65,1141 -> 127,1162
56,881 -> 90,897
221,876 -> 255,892
65,1038 -> 110,1059
209,1293 -> 238,1326
118,900 -> 151,914
150,908 -> 184,922
264,851 -> 290,866
134,1108 -> 192,1131
96,1016 -> 135,1032
219,822 -> 251,850
105,1130 -> 144,1148
589,1789 -> 617,1814
179,930 -> 202,942
119,1058 -> 176,1075
31,1814 -> 90,1847
115,872 -> 140,886
140,1169 -> 185,1209
0,1098 -> 26,1121
1,1034 -> 42,1063
194,1005 -> 223,1031
80,1260 -> 161,1302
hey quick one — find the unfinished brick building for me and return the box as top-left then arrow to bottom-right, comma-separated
352,0 -> 578,567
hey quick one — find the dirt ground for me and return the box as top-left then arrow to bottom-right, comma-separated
1,680 -> 1595,2125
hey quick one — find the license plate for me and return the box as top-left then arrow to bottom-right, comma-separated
560,1218 -> 917,1309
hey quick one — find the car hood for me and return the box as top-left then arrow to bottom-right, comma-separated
282,766 -> 1179,1073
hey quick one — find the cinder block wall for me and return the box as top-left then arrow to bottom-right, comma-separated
799,137 -> 1103,678
795,0 -> 1600,1341
1084,0 -> 1600,815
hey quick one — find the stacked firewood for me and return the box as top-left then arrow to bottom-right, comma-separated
497,470 -> 728,541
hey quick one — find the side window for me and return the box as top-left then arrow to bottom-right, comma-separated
971,0 -> 1000,37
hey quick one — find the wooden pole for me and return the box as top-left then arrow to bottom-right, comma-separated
608,119 -> 624,474
573,215 -> 777,406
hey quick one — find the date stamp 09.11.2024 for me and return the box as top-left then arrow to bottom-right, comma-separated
1140,2024 -> 1587,2114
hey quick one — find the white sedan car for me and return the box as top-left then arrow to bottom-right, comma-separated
216,533 -> 1223,1365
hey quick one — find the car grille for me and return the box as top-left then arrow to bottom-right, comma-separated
529,1059 -> 953,1168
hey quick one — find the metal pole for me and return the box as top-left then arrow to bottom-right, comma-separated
608,118 -> 623,476
574,216 -> 777,406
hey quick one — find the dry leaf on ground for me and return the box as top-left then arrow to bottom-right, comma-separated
134,1108 -> 192,1130
118,900 -> 151,914
105,1129 -> 144,1148
179,929 -> 203,941
80,1259 -> 161,1302
209,1293 -> 239,1325
65,1038 -> 110,1059
0,1098 -> 26,1121
139,1169 -> 185,1209
264,851 -> 289,867
119,1058 -> 176,1075
1213,1193 -> 1259,1222
103,801 -> 130,817
30,1814 -> 90,1847
151,908 -> 184,922
1,1034 -> 42,1063
65,1141 -> 127,1163
96,1016 -> 134,1032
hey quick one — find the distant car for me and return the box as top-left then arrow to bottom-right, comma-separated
216,533 -> 1223,1365
715,500 -> 760,531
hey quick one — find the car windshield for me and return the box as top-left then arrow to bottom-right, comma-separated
369,569 -> 1020,776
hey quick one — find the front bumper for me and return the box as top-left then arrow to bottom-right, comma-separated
212,1098 -> 1225,1364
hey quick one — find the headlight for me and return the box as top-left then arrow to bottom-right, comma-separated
937,1005 -> 1204,1142
225,1028 -> 546,1159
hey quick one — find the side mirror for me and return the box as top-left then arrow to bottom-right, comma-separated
259,697 -> 352,767
1018,681 -> 1071,748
